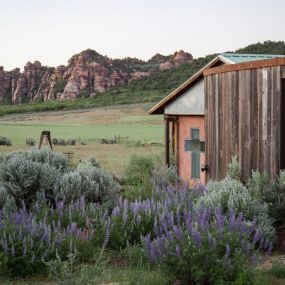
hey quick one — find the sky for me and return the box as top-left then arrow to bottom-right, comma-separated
0,0 -> 284,70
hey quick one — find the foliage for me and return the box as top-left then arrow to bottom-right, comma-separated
124,155 -> 155,185
227,156 -> 241,180
247,170 -> 285,229
44,251 -> 79,282
236,40 -> 285,55
197,178 -> 275,240
0,197 -> 95,276
0,154 -> 60,208
53,78 -> 67,95
109,184 -> 203,249
143,206 -> 272,285
0,149 -> 69,208
0,136 -> 12,146
26,137 -> 36,146
151,161 -> 180,191
0,149 -> 119,209
266,263 -> 285,278
57,163 -> 120,206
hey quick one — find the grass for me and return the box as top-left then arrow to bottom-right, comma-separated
0,123 -> 163,145
0,104 -> 164,172
1,259 -> 285,285
0,266 -> 171,285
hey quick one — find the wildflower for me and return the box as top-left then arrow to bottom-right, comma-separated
225,244 -> 231,258
175,245 -> 181,258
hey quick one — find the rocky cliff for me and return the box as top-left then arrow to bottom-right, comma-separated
0,49 -> 192,104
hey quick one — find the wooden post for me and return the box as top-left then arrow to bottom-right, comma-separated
39,131 -> 53,150
165,117 -> 170,167
175,120 -> 179,175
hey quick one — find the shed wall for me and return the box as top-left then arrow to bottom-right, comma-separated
165,80 -> 204,115
205,66 -> 283,181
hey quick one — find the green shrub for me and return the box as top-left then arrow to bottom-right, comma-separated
143,207 -> 268,285
0,149 -> 69,208
57,161 -> 120,207
197,178 -> 275,240
44,251 -> 79,282
151,161 -> 180,191
0,136 -> 12,146
227,156 -> 241,180
77,162 -> 120,206
0,155 -> 60,208
66,138 -> 77,145
21,148 -> 69,171
267,263 -> 285,278
79,156 -> 101,169
25,137 -> 36,146
247,170 -> 285,229
124,155 -> 155,185
0,252 -> 8,276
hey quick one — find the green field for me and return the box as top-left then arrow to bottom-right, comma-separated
0,104 -> 163,144
0,123 -> 163,145
0,104 -> 164,171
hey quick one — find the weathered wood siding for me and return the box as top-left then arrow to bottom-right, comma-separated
205,66 -> 283,181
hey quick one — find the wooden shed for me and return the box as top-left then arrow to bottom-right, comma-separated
204,58 -> 285,181
149,53 -> 285,184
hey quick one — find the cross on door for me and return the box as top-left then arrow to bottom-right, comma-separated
184,128 -> 205,179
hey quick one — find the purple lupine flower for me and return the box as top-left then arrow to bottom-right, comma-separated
191,229 -> 202,247
143,233 -> 152,253
208,233 -> 213,246
225,244 -> 231,258
173,226 -> 183,241
149,243 -> 158,262
122,210 -> 128,224
176,208 -> 181,225
166,231 -> 174,241
175,245 -> 181,258
252,231 -> 261,245
250,255 -> 257,266
112,206 -> 121,217
153,218 -> 159,236
135,215 -> 142,225
229,208 -> 236,231
183,210 -> 191,224
156,237 -> 165,255
11,244 -> 15,257
22,243 -> 27,257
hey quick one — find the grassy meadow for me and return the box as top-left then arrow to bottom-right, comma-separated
0,104 -> 164,171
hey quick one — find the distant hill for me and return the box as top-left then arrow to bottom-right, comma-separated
0,49 -> 193,104
95,40 -> 285,106
0,40 -> 284,112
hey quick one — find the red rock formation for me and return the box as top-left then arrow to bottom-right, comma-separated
0,49 -> 193,104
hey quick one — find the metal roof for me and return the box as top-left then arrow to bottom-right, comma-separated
220,53 -> 285,63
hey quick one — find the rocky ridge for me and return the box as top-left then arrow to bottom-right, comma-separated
0,49 -> 192,104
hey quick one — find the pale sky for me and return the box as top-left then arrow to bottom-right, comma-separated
0,0 -> 284,70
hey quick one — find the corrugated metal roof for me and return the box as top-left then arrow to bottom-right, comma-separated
220,53 -> 285,63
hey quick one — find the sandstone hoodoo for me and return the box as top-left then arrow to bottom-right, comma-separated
0,49 -> 193,104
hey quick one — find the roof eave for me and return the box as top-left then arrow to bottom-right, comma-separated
148,55 -> 227,114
